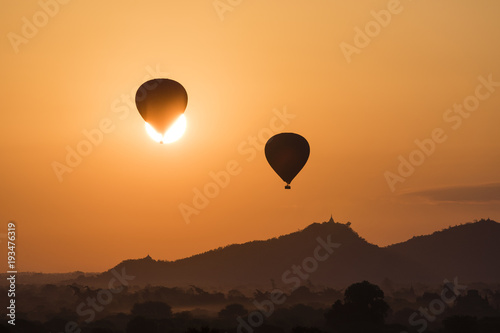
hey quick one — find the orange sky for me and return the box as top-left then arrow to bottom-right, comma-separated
1,0 -> 499,273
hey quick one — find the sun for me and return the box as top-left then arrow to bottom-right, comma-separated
145,114 -> 187,144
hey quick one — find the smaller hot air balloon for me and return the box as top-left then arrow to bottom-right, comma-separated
135,78 -> 188,143
265,133 -> 310,189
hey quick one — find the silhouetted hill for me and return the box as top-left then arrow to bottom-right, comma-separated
69,218 -> 499,289
0,271 -> 98,286
386,218 -> 500,284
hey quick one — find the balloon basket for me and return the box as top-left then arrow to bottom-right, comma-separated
285,185 -> 291,189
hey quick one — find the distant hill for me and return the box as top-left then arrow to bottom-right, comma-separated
70,218 -> 500,289
0,271 -> 98,286
386,218 -> 500,284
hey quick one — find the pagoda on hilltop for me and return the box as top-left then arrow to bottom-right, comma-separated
327,215 -> 351,228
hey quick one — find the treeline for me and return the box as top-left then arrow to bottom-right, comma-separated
0,281 -> 499,332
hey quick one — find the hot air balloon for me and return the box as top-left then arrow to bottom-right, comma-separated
135,78 -> 188,143
265,133 -> 310,189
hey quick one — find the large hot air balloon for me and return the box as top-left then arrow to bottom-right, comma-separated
265,133 -> 310,189
135,79 -> 188,143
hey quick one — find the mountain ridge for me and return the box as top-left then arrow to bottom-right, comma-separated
6,218 -> 497,288
71,218 -> 499,289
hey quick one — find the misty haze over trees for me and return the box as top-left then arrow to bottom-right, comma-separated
1,218 -> 500,332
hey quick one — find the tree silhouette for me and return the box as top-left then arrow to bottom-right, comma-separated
324,281 -> 389,333
90,328 -> 114,333
126,316 -> 157,333
452,289 -> 497,317
227,289 -> 248,303
442,315 -> 477,333
292,327 -> 324,333
218,303 -> 248,320
185,327 -> 220,333
343,280 -> 389,324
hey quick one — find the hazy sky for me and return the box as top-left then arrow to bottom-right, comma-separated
1,0 -> 499,273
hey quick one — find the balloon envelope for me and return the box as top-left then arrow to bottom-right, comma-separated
135,79 -> 188,134
265,133 -> 310,189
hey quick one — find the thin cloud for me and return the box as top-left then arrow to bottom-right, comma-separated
400,182 -> 500,204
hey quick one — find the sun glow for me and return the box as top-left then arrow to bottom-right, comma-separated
145,114 -> 187,144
